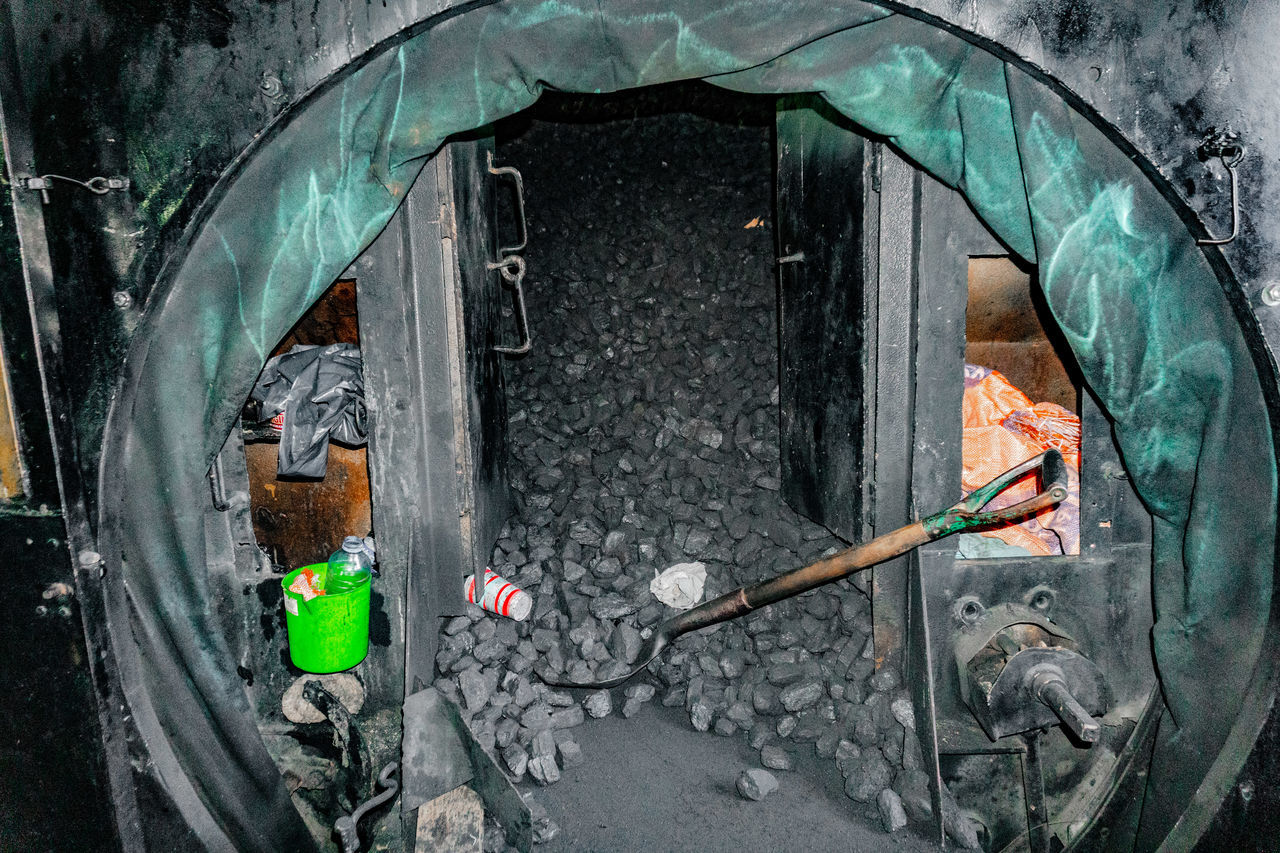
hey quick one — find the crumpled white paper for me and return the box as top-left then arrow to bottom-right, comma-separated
649,561 -> 707,610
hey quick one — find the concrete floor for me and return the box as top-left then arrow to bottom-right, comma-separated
533,701 -> 938,853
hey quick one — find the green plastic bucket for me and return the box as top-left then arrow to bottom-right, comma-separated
281,563 -> 370,673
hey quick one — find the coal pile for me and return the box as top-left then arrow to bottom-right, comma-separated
433,84 -> 957,848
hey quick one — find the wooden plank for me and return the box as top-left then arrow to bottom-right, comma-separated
415,784 -> 484,852
0,341 -> 24,498
774,95 -> 868,543
244,442 -> 372,569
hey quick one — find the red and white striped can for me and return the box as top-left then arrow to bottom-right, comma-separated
465,568 -> 532,621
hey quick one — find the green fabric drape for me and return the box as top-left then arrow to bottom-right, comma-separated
97,2 -> 1276,849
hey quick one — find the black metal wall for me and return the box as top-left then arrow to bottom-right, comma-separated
2,0 -> 1278,848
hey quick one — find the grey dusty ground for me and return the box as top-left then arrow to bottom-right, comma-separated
431,83 -> 968,851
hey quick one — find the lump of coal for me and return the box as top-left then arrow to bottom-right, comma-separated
622,683 -> 656,718
844,752 -> 893,803
736,768 -> 779,801
690,700 -> 714,732
583,689 -> 613,719
760,744 -> 793,771
877,788 -> 908,833
528,755 -> 560,786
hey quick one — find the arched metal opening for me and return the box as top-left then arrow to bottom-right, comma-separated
94,2 -> 1279,849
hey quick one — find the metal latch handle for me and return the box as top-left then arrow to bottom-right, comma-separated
487,151 -> 532,356
487,254 -> 532,356
487,150 -> 527,256
20,173 -> 130,204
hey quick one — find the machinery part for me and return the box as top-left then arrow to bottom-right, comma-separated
1261,281 -> 1280,307
302,680 -> 370,773
1030,665 -> 1102,743
259,72 -> 285,100
1021,732 -> 1050,853
208,451 -> 229,512
486,152 -> 533,355
541,449 -> 1068,689
334,761 -> 400,853
958,615 -> 1109,743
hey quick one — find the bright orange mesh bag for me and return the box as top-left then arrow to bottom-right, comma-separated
961,365 -> 1080,556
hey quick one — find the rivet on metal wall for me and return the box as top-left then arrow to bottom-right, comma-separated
1024,585 -> 1056,615
259,72 -> 285,100
953,595 -> 986,627
1260,282 -> 1280,307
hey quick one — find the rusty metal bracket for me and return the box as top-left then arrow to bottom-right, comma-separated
19,173 -> 130,204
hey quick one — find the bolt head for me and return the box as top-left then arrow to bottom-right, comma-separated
112,290 -> 134,309
1025,585 -> 1057,614
260,73 -> 285,99
1261,282 -> 1280,307
954,595 -> 986,626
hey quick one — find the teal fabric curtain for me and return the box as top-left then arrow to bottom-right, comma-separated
97,2 -> 1276,849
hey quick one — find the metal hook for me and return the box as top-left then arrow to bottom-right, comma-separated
334,762 -> 399,853
1196,129 -> 1244,246
487,150 -> 528,256
486,254 -> 532,355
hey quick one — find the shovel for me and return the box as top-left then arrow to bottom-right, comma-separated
539,449 -> 1068,689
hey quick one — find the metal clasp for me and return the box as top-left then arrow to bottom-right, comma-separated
486,254 -> 531,356
20,173 -> 130,204
487,151 -> 532,356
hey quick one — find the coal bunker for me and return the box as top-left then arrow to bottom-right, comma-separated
422,84 -> 941,851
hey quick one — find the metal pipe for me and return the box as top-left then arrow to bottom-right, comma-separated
1033,671 -> 1102,743
334,762 -> 400,853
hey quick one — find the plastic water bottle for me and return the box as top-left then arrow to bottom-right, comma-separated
327,536 -> 375,594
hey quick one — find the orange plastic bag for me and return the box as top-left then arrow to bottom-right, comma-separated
961,365 -> 1080,556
